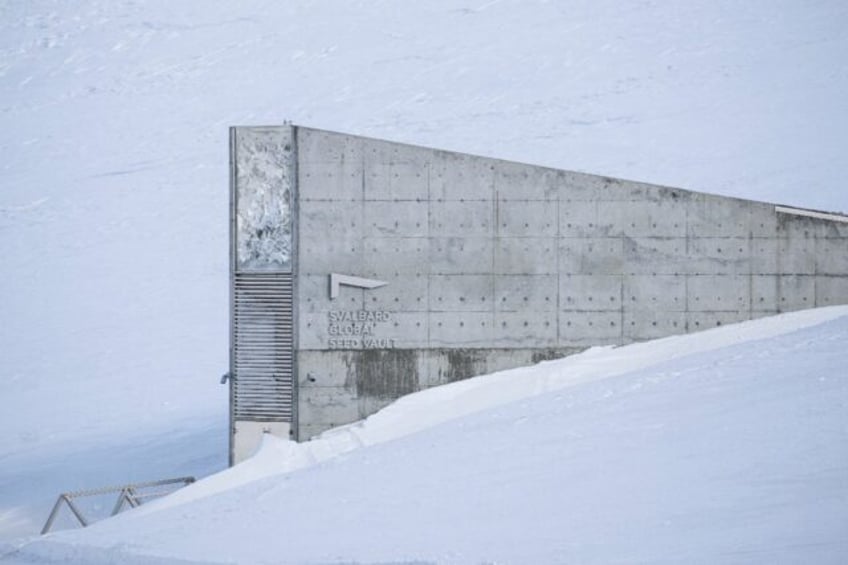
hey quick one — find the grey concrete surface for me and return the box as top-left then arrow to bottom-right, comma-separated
231,125 -> 848,443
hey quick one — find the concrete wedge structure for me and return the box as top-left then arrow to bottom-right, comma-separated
229,124 -> 848,463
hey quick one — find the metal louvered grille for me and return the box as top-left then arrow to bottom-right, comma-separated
232,272 -> 294,421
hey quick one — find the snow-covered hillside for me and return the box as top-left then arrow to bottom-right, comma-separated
2,308 -> 847,564
2,0 -> 848,550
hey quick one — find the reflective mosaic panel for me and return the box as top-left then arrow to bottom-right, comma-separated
234,127 -> 293,272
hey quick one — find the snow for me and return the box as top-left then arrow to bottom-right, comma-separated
2,0 -> 848,561
2,307 -> 847,564
126,305 -> 848,516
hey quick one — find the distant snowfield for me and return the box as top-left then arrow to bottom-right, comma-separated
1,307 -> 847,564
2,0 -> 848,560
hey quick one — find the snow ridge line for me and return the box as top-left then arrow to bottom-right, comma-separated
129,306 -> 848,519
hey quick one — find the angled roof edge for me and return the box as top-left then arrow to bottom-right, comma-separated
250,123 -> 847,221
775,206 -> 848,223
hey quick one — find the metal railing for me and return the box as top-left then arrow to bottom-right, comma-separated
42,476 -> 195,534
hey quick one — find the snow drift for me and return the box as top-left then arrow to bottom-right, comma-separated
2,307 -> 846,564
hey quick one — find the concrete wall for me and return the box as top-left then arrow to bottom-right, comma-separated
233,125 -> 848,441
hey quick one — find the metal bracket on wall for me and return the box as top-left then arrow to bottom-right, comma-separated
329,273 -> 388,299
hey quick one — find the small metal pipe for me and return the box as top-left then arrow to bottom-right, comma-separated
64,497 -> 89,528
40,497 -> 65,535
110,490 -> 130,516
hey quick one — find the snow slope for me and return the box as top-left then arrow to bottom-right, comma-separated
2,308 -> 847,564
2,0 -> 848,543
